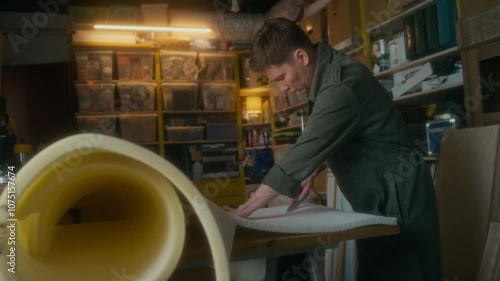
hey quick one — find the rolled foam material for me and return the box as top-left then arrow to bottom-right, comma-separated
0,134 -> 397,281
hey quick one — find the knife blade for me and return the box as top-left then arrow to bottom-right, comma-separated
286,196 -> 306,213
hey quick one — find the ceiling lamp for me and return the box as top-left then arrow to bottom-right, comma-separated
94,24 -> 212,33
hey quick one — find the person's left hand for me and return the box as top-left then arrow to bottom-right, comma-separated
225,183 -> 280,218
227,206 -> 249,218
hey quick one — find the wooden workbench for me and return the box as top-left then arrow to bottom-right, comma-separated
171,219 -> 400,280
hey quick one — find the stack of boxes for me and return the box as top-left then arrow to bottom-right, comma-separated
161,51 -> 236,142
74,50 -> 157,143
74,49 -> 239,179
160,51 -> 238,180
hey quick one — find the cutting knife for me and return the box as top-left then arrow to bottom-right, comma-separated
286,196 -> 306,213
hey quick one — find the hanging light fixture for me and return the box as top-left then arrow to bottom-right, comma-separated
94,24 -> 212,33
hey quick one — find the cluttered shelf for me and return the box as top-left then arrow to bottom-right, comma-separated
71,41 -> 156,50
374,46 -> 459,78
366,0 -> 436,35
274,101 -> 309,114
163,110 -> 236,115
164,139 -> 239,145
424,156 -> 438,161
243,146 -> 271,151
393,81 -> 463,105
242,122 -> 271,128
274,124 -> 303,133
240,86 -> 271,96
345,46 -> 364,57
73,79 -> 156,83
75,111 -> 157,116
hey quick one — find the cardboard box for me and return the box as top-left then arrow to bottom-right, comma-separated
392,62 -> 433,97
326,0 -> 361,49
301,9 -> 326,44
140,4 -> 168,26
459,0 -> 500,19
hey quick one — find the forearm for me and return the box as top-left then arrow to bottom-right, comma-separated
232,183 -> 280,218
313,162 -> 328,177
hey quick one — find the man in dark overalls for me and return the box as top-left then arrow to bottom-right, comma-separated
230,17 -> 441,281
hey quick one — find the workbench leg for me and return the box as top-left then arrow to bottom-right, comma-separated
307,251 -> 327,281
263,256 -> 279,281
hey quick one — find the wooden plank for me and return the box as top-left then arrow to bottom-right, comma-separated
374,46 -> 458,78
0,33 -> 3,97
179,223 -> 400,263
366,0 -> 436,34
465,47 -> 485,127
436,125 -> 500,281
478,221 -> 500,281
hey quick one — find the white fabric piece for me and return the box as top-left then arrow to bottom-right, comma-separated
232,204 -> 397,233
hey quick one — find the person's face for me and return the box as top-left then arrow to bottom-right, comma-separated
264,48 -> 314,95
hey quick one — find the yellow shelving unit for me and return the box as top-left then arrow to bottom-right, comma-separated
71,42 -> 247,206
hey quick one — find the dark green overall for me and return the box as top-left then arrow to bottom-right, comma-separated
262,43 -> 441,281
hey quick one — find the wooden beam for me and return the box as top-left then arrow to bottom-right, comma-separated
478,221 -> 500,281
0,33 -> 3,97
179,223 -> 400,263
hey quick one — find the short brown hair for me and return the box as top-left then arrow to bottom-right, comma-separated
249,17 -> 315,72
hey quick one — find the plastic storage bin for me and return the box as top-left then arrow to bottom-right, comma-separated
75,82 -> 115,113
162,83 -> 198,111
166,126 -> 204,141
119,113 -> 157,143
116,52 -> 154,80
76,114 -> 117,136
109,5 -> 140,25
117,82 -> 156,112
74,51 -> 113,80
200,83 -> 235,110
205,123 -> 238,140
160,51 -> 198,80
198,53 -> 234,81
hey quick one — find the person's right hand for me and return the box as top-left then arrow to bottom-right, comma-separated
288,173 -> 315,209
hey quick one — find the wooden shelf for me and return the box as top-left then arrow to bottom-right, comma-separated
274,124 -> 303,133
163,110 -> 236,115
139,142 -> 160,146
366,0 -> 436,35
242,122 -> 271,128
75,111 -> 157,116
243,146 -> 271,151
240,86 -> 270,96
424,156 -> 438,161
345,46 -> 364,57
74,80 -> 156,83
374,47 -> 459,78
393,82 -> 463,105
164,139 -> 239,145
71,41 -> 156,50
163,80 -> 236,84
274,101 -> 309,114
